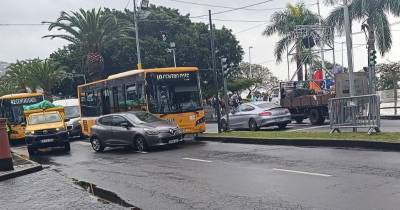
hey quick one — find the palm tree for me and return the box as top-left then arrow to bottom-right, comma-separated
326,0 -> 400,56
26,59 -> 67,98
5,60 -> 35,92
263,3 -> 320,81
43,8 -> 131,81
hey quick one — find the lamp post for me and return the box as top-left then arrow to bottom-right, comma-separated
249,46 -> 253,78
133,0 -> 149,70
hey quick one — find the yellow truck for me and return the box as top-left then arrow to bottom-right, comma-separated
24,107 -> 70,155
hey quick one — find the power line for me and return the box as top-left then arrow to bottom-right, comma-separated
164,0 -> 315,11
234,22 -> 269,35
0,23 -> 50,26
190,0 -> 274,18
124,0 -> 131,9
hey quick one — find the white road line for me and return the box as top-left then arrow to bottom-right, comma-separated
136,151 -> 148,154
183,158 -> 213,163
75,141 -> 91,146
272,168 -> 332,177
286,125 -> 329,132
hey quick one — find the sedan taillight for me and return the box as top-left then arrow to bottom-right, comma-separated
284,108 -> 290,113
259,111 -> 272,116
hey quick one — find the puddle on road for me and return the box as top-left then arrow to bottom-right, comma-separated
72,178 -> 141,210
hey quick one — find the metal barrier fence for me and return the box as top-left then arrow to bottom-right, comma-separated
329,94 -> 381,134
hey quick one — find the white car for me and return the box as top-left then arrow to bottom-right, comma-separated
53,99 -> 83,138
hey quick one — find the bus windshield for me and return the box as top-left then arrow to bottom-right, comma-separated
0,95 -> 44,124
146,72 -> 202,114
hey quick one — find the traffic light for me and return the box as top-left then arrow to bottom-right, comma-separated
221,58 -> 228,75
369,49 -> 377,66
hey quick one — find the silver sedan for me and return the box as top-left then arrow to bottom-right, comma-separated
221,102 -> 291,131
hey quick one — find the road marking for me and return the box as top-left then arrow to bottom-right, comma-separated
136,151 -> 148,154
272,168 -> 332,177
75,141 -> 91,146
183,158 -> 213,163
286,125 -> 329,132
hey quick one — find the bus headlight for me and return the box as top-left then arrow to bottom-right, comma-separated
144,128 -> 159,135
25,131 -> 35,135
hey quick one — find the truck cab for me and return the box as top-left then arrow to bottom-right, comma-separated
24,107 -> 70,155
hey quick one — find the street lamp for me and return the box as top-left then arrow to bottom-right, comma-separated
249,46 -> 253,78
133,0 -> 149,70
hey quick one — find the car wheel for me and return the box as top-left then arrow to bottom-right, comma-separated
221,119 -> 228,132
27,146 -> 36,156
135,136 -> 148,152
249,119 -> 259,131
64,142 -> 71,152
278,124 -> 287,130
90,137 -> 104,152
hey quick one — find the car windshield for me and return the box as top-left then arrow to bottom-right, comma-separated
255,102 -> 280,110
146,72 -> 202,114
64,106 -> 80,119
127,112 -> 162,124
28,113 -> 61,125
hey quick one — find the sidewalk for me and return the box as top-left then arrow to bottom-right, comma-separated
0,153 -> 42,181
0,169 -> 130,210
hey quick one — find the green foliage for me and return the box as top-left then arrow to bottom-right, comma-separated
263,3 -> 320,80
0,59 -> 66,97
377,62 -> 400,90
326,0 -> 400,56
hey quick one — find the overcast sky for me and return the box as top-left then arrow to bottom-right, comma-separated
1,0 -> 400,80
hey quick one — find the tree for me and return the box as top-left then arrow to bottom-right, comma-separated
326,0 -> 400,56
263,3 -> 320,81
43,8 -> 131,81
2,59 -> 66,98
227,62 -> 278,95
377,62 -> 400,90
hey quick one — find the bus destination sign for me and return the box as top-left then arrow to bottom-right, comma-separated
10,97 -> 38,105
156,73 -> 190,81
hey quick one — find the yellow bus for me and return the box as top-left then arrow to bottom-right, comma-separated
0,93 -> 44,140
78,67 -> 206,136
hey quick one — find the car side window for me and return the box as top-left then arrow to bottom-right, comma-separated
112,116 -> 129,127
99,116 -> 113,126
239,105 -> 255,112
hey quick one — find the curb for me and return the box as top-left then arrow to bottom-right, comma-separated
0,153 -> 43,182
381,115 -> 400,120
197,136 -> 400,151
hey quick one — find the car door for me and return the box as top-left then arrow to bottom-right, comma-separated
111,116 -> 134,145
97,116 -> 114,144
236,104 -> 256,128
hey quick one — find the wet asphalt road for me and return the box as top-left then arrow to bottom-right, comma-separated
12,140 -> 400,210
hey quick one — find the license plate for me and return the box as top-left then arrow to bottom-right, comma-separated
41,139 -> 54,143
168,139 -> 179,144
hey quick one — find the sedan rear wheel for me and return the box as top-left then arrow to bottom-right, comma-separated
135,136 -> 148,152
90,137 -> 104,152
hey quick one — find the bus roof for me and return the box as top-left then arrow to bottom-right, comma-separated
79,67 -> 199,88
0,92 -> 43,100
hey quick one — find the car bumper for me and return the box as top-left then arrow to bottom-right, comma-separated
25,131 -> 69,149
67,128 -> 81,138
146,133 -> 185,147
259,116 -> 292,127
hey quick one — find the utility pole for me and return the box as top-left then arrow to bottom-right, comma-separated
170,42 -> 177,68
133,0 -> 142,69
317,0 -> 327,76
343,0 -> 355,97
209,10 -> 222,133
249,46 -> 253,78
341,41 -> 344,68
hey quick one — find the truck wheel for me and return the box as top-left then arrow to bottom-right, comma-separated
27,146 -> 36,156
309,109 -> 324,125
64,142 -> 71,152
294,117 -> 304,124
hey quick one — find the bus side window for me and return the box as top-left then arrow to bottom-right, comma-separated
126,84 -> 142,111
